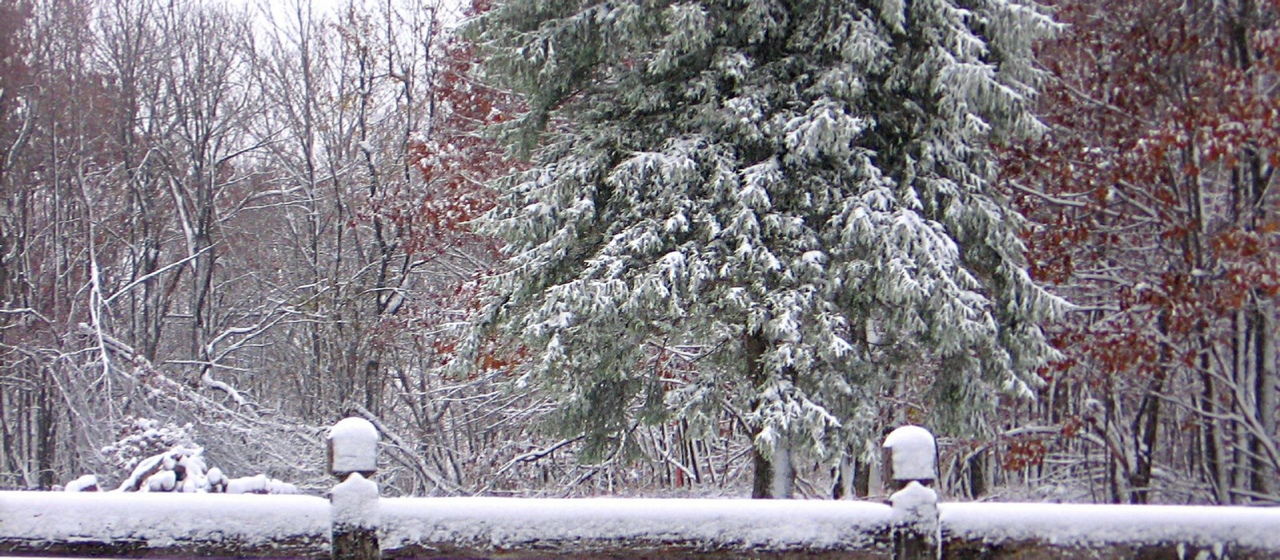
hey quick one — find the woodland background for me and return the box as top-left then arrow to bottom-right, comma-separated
0,0 -> 1276,505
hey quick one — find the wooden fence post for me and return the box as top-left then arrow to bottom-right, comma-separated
329,417 -> 380,560
884,425 -> 939,560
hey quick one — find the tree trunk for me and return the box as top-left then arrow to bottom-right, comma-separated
749,441 -> 773,499
1201,353 -> 1230,503
1251,305 -> 1276,498
36,369 -> 55,489
745,332 -> 792,499
1129,368 -> 1165,504
364,360 -> 381,417
832,452 -> 853,499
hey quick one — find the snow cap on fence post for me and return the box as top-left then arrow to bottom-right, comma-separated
328,417 -> 378,479
882,425 -> 937,489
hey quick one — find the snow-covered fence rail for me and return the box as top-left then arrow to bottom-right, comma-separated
4,419 -> 1280,559
0,491 -> 330,557
379,497 -> 897,558
941,502 -> 1280,559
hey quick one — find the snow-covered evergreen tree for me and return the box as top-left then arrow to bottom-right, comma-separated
466,0 -> 1067,497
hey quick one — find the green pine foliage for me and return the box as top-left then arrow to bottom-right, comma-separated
466,0 -> 1067,472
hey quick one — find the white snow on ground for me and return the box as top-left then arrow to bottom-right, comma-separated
0,491 -> 328,547
940,502 -> 1280,550
881,425 -> 936,480
62,475 -> 98,492
379,497 -> 895,552
224,474 -> 299,495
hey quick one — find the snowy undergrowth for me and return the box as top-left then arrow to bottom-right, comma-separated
65,417 -> 298,495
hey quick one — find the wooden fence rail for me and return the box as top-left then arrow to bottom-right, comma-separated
2,420 -> 1279,559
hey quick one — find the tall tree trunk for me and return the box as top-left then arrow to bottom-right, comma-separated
745,332 -> 793,499
1129,376 -> 1163,504
1130,315 -> 1169,504
832,451 -> 854,499
1201,342 -> 1230,503
749,436 -> 775,499
1251,304 -> 1276,498
36,368 -> 55,489
364,360 -> 381,416
0,195 -> 10,484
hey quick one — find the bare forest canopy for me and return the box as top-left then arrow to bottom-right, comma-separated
0,0 -> 1276,506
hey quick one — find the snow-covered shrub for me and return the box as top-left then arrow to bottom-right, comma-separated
63,419 -> 299,494
100,417 -> 195,473
111,445 -> 297,494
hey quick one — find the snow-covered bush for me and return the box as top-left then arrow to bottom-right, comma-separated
101,417 -> 195,474
66,419 -> 298,494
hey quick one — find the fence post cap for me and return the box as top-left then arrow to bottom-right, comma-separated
328,417 -> 378,478
882,425 -> 937,484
